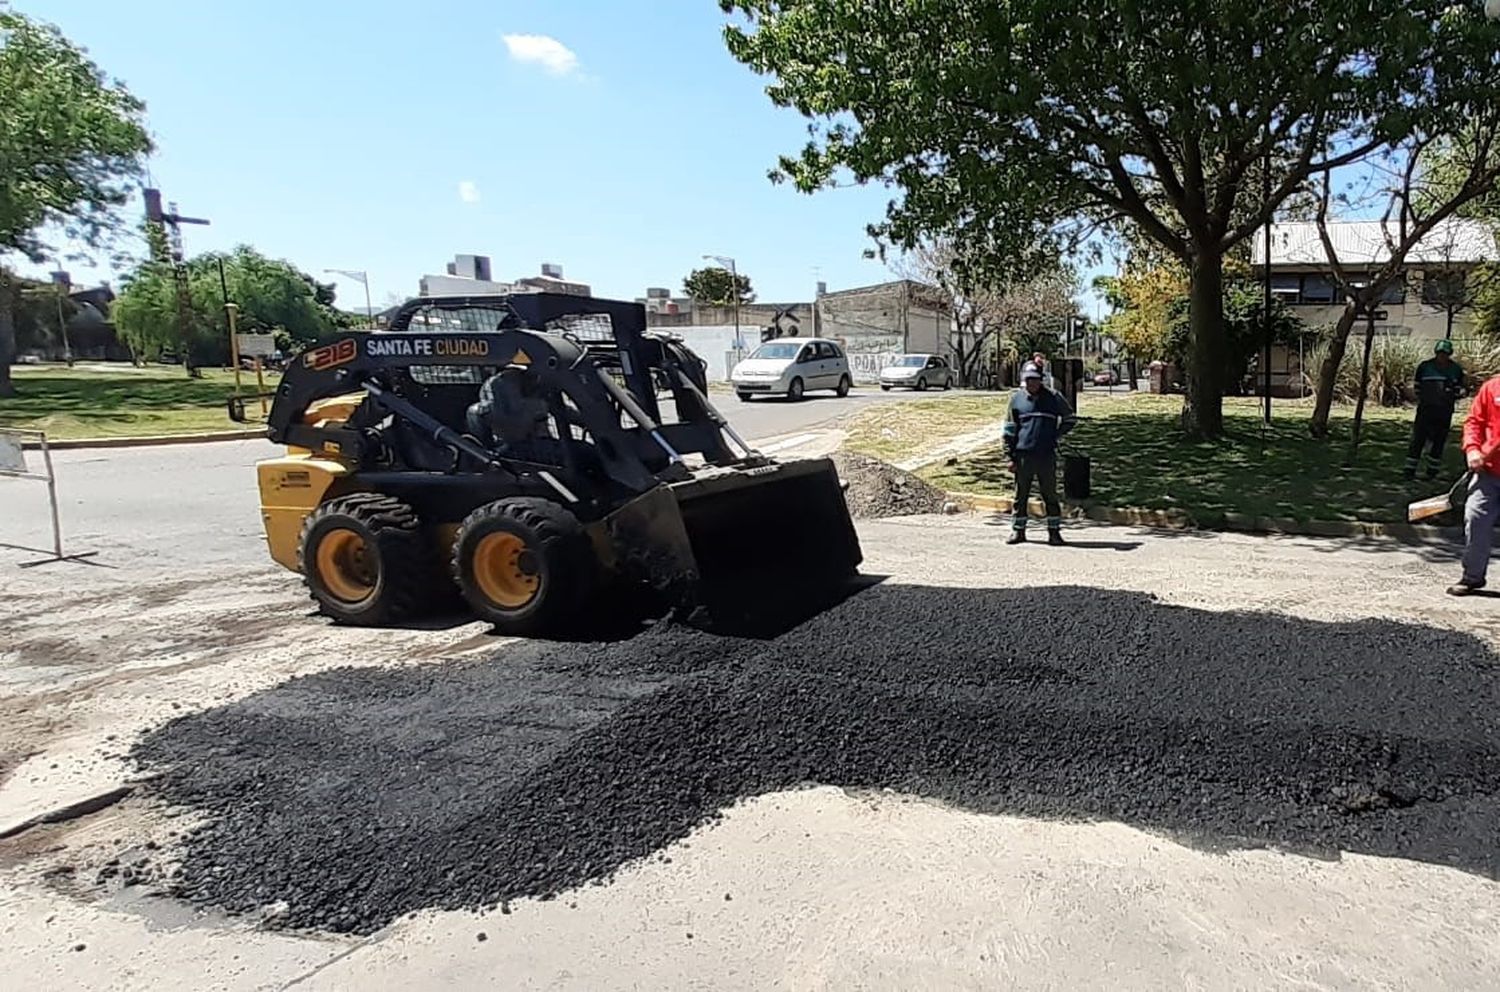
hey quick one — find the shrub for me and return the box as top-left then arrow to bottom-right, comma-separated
1305,336 -> 1500,405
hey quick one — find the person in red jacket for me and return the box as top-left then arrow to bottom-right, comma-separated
1451,374 -> 1500,595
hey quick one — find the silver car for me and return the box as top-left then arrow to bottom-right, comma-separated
732,337 -> 853,401
880,354 -> 954,391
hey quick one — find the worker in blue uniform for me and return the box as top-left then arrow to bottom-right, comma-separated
1003,362 -> 1077,545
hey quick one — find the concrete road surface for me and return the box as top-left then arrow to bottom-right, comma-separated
0,386 -> 955,575
2,505 -> 1496,990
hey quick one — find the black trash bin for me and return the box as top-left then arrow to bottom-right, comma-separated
1063,453 -> 1091,500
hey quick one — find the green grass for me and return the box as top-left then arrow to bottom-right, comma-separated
920,393 -> 1467,526
1,364 -> 277,440
842,394 -> 1010,462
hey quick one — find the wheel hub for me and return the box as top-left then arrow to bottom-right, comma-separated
472,532 -> 540,609
315,528 -> 376,604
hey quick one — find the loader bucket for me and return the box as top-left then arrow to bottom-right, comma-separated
599,457 -> 863,630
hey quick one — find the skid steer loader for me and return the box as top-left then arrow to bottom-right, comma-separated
231,293 -> 862,635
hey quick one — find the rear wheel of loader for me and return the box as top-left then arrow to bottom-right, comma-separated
299,494 -> 433,626
453,498 -> 594,636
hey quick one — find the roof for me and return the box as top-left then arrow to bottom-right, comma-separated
1252,220 -> 1499,267
816,278 -> 944,301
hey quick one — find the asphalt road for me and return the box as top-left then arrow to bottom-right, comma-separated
0,386 -> 960,574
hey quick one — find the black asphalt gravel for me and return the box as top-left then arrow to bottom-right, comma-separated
832,452 -> 948,518
129,585 -> 1500,935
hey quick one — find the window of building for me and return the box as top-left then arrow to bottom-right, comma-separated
1300,275 -> 1336,304
1270,274 -> 1302,303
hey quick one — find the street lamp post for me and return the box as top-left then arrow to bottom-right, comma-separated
325,269 -> 374,327
702,254 -> 741,352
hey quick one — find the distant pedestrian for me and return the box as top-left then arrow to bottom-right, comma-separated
1003,362 -> 1077,546
1405,339 -> 1465,481
1451,372 -> 1500,596
1030,352 -> 1055,390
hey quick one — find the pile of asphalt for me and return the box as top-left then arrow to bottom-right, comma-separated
832,451 -> 948,518
129,585 -> 1500,935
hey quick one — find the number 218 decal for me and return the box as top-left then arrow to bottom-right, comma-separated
303,338 -> 357,371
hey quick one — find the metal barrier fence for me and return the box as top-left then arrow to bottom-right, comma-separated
0,428 -> 97,568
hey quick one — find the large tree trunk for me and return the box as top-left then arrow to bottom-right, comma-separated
1309,304 -> 1360,438
1180,247 -> 1226,438
0,269 -> 16,398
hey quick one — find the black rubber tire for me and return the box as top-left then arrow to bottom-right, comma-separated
737,391 -> 753,402
880,384 -> 891,392
836,375 -> 852,398
944,377 -> 954,390
916,376 -> 929,392
788,377 -> 805,401
453,497 -> 595,636
299,493 -> 434,626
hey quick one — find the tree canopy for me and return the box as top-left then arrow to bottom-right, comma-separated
0,9 -> 152,394
901,240 -> 1075,386
722,0 -> 1500,436
113,246 -> 339,365
683,266 -> 755,308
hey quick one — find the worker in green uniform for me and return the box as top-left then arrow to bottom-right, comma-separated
1404,339 -> 1465,481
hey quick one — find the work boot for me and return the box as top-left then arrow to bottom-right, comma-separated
1447,579 -> 1486,597
1006,530 -> 1027,546
1047,529 -> 1065,546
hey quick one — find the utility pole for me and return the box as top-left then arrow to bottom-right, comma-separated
703,254 -> 741,354
49,266 -> 73,367
144,188 -> 210,376
325,268 -> 375,327
1262,148 -> 1273,424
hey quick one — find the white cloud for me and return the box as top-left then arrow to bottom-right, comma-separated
501,33 -> 579,76
457,180 -> 481,204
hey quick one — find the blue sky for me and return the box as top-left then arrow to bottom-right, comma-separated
15,0 -> 983,313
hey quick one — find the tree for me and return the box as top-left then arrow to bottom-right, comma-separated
0,10 -> 152,395
1096,264 -> 1188,363
682,267 -> 754,308
900,240 -> 1075,387
114,246 -> 337,365
722,1 -> 1500,437
1304,123 -> 1500,436
1163,282 -> 1305,395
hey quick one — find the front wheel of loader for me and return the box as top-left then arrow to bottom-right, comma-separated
453,498 -> 594,636
299,494 -> 433,626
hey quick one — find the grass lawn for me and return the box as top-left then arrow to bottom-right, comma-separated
920,392 -> 1467,526
0,364 -> 277,440
841,393 -> 1009,463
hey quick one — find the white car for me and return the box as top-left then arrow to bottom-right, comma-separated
880,354 -> 954,391
731,337 -> 853,401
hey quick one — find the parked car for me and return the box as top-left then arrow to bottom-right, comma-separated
880,354 -> 954,391
1093,369 -> 1120,386
731,337 -> 853,401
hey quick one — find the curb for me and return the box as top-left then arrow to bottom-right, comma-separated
22,428 -> 268,451
948,492 -> 1461,543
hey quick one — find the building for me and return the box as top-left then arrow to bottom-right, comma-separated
1243,219 -> 1498,396
1252,219 -> 1499,341
637,278 -> 953,383
515,262 -> 591,297
815,280 -> 952,382
417,256 -> 591,299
